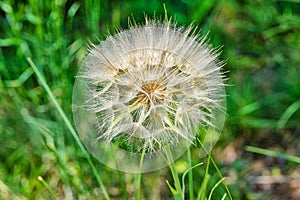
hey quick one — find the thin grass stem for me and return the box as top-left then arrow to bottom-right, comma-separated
117,169 -> 129,200
246,145 -> 300,164
187,147 -> 194,200
208,177 -> 225,200
182,162 -> 203,197
196,154 -> 211,200
137,147 -> 147,200
197,138 -> 233,200
27,57 -> 110,200
164,146 -> 184,199
37,176 -> 57,198
221,193 -> 227,200
209,154 -> 232,200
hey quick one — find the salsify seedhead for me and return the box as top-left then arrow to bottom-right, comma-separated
73,18 -> 226,172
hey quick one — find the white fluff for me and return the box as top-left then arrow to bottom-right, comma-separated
80,19 -> 226,153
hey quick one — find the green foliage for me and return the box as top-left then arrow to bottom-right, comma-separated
1,0 -> 300,199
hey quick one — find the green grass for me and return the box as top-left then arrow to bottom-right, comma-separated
1,0 -> 300,199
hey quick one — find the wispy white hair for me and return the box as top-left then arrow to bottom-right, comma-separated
80,18 -> 226,153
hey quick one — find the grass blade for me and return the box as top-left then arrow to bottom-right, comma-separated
277,100 -> 300,129
208,177 -> 225,200
181,162 -> 203,198
137,147 -> 146,200
197,138 -> 233,200
246,145 -> 300,164
37,176 -> 57,199
187,148 -> 194,200
27,57 -> 110,200
164,146 -> 184,199
196,173 -> 210,200
197,153 -> 211,200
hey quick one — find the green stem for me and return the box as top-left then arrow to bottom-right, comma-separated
117,169 -> 128,200
197,154 -> 211,200
208,177 -> 225,200
137,147 -> 146,200
165,146 -> 184,199
246,145 -> 300,164
27,57 -> 110,200
209,154 -> 233,200
182,162 -> 203,197
197,138 -> 232,200
37,176 -> 57,198
187,148 -> 194,200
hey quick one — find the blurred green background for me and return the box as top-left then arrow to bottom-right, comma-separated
1,0 -> 300,199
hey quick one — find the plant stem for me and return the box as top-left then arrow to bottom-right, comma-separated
117,169 -> 128,200
208,177 -> 225,200
137,147 -> 146,200
27,57 -> 110,200
187,147 -> 194,200
37,176 -> 57,198
209,154 -> 233,200
197,138 -> 233,200
197,154 -> 211,200
182,162 -> 203,198
246,145 -> 300,164
165,146 -> 184,199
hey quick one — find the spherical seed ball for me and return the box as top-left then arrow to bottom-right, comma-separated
73,18 -> 226,172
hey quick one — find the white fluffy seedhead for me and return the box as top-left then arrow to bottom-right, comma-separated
73,18 -> 226,172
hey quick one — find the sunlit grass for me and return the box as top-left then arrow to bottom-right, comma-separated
1,0 -> 300,199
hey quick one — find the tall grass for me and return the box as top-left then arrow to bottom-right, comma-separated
1,0 -> 300,199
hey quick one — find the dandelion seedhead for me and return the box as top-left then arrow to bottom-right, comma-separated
76,18 -> 226,155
